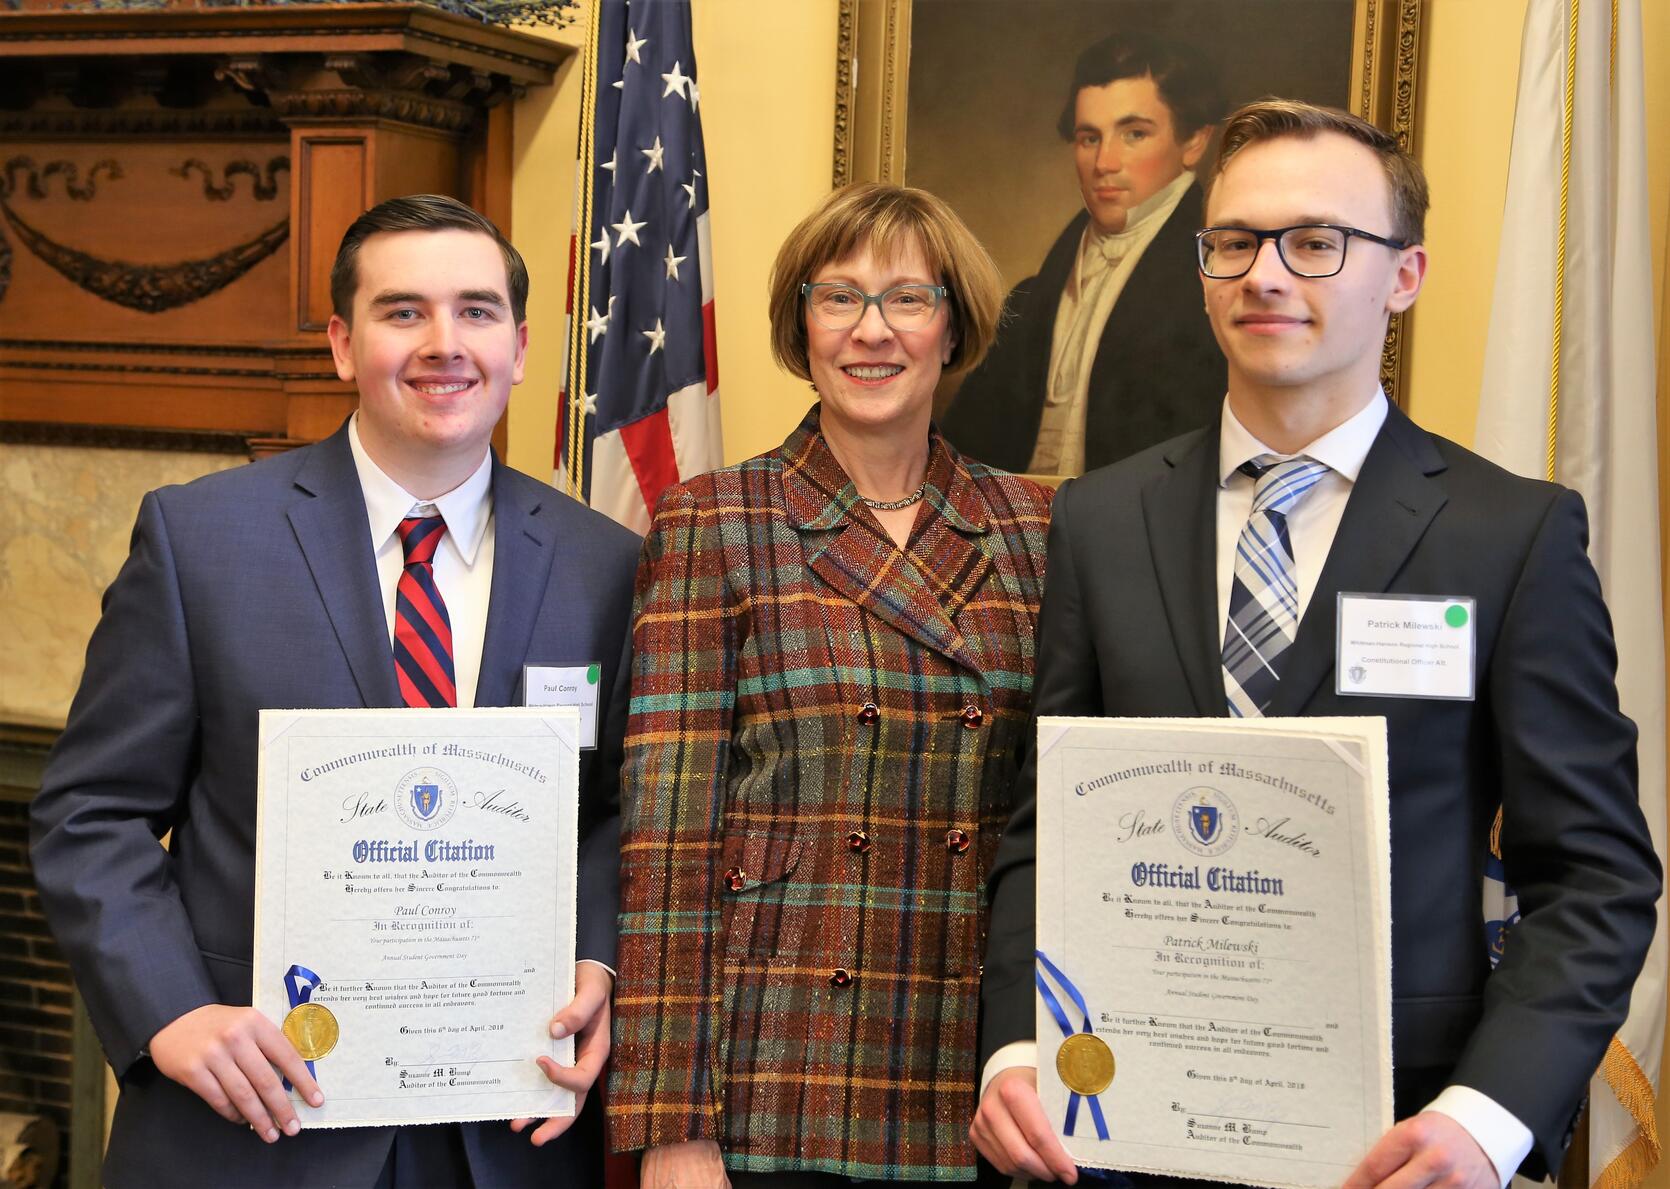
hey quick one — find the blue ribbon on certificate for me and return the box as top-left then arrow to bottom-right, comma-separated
283,964 -> 322,1089
1035,949 -> 1111,1142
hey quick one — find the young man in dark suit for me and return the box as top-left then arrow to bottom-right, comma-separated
971,100 -> 1659,1187
942,31 -> 1225,475
30,195 -> 640,1187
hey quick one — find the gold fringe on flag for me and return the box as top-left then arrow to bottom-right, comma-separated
1595,1035 -> 1661,1188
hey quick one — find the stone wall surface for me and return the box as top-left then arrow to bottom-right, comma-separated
0,445 -> 242,725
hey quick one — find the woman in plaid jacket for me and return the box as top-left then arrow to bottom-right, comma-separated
608,184 -> 1052,1187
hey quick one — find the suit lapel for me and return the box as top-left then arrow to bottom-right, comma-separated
1141,426 -> 1224,715
287,428 -> 400,708
1097,186 -> 1203,358
782,413 -> 989,676
476,461 -> 556,708
906,446 -> 995,665
1266,405 -> 1449,716
1020,213 -> 1090,416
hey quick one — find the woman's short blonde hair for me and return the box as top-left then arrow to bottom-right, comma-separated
767,183 -> 1004,380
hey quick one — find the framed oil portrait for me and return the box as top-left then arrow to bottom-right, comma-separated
833,0 -> 1422,480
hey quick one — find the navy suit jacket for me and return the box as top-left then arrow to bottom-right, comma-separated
980,405 -> 1660,1179
31,423 -> 641,1188
942,187 -> 1225,474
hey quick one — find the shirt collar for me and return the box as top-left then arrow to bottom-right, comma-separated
1217,388 -> 1389,488
779,403 -> 987,535
1083,169 -> 1195,253
348,412 -> 494,564
1073,170 -> 1195,297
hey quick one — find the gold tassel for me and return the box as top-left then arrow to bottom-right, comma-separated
1592,1037 -> 1661,1188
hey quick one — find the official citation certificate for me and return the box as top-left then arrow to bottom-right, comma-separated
252,708 -> 580,1128
1034,717 -> 1392,1188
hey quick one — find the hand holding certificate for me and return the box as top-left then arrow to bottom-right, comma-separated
253,708 -> 581,1128
1033,717 -> 1392,1188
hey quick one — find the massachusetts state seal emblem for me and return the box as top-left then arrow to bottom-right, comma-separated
1171,786 -> 1239,857
393,766 -> 459,830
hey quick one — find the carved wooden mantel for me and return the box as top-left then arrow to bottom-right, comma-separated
0,4 -> 569,453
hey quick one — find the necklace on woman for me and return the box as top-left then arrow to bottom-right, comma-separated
859,484 -> 926,511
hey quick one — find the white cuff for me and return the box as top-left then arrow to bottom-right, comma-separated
1423,1084 -> 1533,1188
577,957 -> 617,978
980,1041 -> 1038,1097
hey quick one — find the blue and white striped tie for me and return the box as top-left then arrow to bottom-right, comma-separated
1222,455 -> 1331,717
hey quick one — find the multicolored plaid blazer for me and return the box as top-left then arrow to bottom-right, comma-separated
609,406 -> 1051,1180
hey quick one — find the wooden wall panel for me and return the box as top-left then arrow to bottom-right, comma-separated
372,124 -> 461,205
293,134 -> 370,333
1,372 -> 290,433
0,142 -> 292,344
0,5 -> 569,454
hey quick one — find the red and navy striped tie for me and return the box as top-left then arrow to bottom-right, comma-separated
394,514 -> 457,708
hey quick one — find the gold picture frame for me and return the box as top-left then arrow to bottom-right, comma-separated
833,0 -> 1424,471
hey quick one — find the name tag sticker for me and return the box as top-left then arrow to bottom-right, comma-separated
524,663 -> 602,748
1336,594 -> 1476,701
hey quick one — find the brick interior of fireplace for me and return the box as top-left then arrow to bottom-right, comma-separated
0,799 -> 73,1188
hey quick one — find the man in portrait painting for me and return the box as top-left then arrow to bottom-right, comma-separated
942,29 -> 1227,475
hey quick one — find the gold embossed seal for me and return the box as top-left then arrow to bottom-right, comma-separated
282,1003 -> 339,1061
1056,1033 -> 1115,1096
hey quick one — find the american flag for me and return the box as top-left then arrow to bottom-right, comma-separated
558,0 -> 722,533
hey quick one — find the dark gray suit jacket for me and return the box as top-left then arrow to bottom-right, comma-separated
980,405 -> 1660,1178
30,422 -> 640,1187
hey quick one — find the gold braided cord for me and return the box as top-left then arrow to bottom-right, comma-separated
563,1 -> 602,498
1489,806 -> 1504,860
1548,0 -> 1579,483
1610,0 -> 1618,93
1596,1035 -> 1663,1188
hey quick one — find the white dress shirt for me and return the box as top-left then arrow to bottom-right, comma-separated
346,420 -> 615,983
348,414 -> 495,710
984,389 -> 1533,1186
1212,389 -> 1387,632
1029,169 -> 1197,475
1217,389 -> 1530,1184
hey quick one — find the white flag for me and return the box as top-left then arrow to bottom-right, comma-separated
1476,0 -> 1664,1185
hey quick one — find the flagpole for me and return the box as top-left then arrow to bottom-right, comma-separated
561,0 -> 602,500
1547,0 -> 1578,483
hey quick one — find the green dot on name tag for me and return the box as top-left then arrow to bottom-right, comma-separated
586,664 -> 601,684
1445,604 -> 1469,628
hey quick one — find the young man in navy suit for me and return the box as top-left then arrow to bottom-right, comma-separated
971,101 -> 1659,1187
31,195 -> 641,1187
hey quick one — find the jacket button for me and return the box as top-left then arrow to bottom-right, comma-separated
858,701 -> 880,725
960,704 -> 983,729
723,866 -> 746,892
945,828 -> 971,854
846,830 -> 872,854
828,968 -> 853,988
